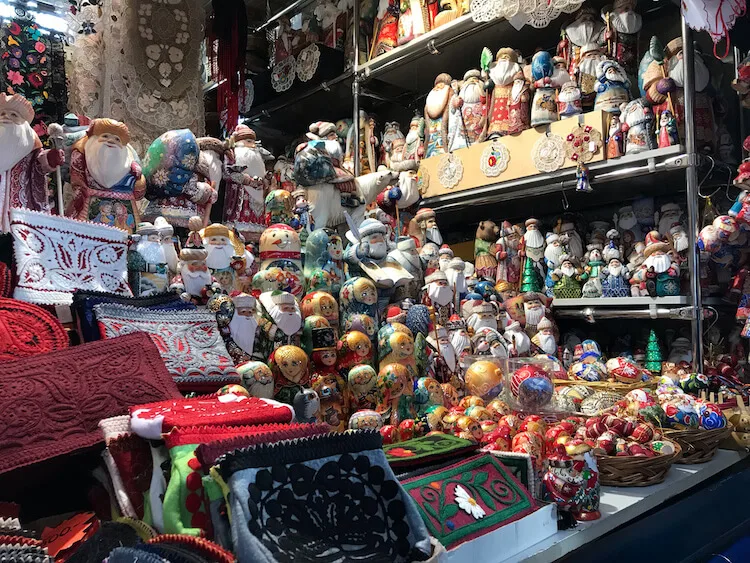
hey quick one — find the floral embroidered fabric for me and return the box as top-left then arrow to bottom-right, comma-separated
10,209 -> 132,306
384,434 -> 479,469
0,296 -> 68,360
401,454 -> 538,549
93,303 -> 238,391
0,332 -> 180,475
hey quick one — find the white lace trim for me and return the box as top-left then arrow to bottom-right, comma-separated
296,44 -> 321,82
471,0 -> 584,28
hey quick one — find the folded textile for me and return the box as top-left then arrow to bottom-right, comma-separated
401,454 -> 538,550
0,297 -> 68,360
0,332 -> 181,474
487,450 -> 540,499
215,430 -> 432,563
384,434 -> 479,470
106,546 -> 167,563
130,396 -> 295,440
72,289 -> 195,342
67,522 -> 141,563
94,303 -> 238,391
10,209 -> 132,305
146,534 -> 236,563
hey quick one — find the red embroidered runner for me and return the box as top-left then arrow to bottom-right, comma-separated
0,332 -> 180,474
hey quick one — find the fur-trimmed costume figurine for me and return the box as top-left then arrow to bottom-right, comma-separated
211,292 -> 259,364
169,247 -> 222,305
0,93 -> 64,231
424,74 -> 453,158
255,290 -> 303,359
67,118 -> 144,233
127,217 -> 179,296
201,222 -> 254,293
486,48 -> 530,137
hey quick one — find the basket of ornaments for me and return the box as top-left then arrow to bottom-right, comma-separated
554,352 -> 658,394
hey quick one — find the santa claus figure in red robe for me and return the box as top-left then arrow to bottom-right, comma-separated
0,93 -> 64,232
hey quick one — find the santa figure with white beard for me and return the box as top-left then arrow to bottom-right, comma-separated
615,204 -> 639,255
504,320 -> 531,356
127,217 -> 179,296
466,302 -> 497,335
388,237 -> 424,301
422,270 -> 454,326
603,0 -> 642,78
495,221 -> 523,287
486,48 -> 530,137
169,247 -> 222,304
225,292 -> 259,363
67,118 -> 143,233
255,290 -> 303,358
531,317 -> 558,356
544,233 -> 564,297
630,234 -> 680,297
223,125 -> 272,243
556,219 -> 584,260
427,325 -> 463,387
445,257 -> 468,310
522,292 -> 547,336
0,94 -> 63,231
409,207 -> 443,247
551,254 -> 587,299
520,218 -> 546,280
438,245 -> 454,271
560,7 -> 605,93
602,253 -> 631,297
201,223 -> 253,293
594,59 -> 631,114
447,314 -> 472,362
656,202 -> 683,236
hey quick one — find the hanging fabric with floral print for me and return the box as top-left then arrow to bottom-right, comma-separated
531,133 -> 566,173
479,139 -> 510,177
437,153 -> 464,189
401,454 -> 538,549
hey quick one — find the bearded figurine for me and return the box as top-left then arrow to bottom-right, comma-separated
656,202 -> 683,237
466,301 -> 497,336
424,74 -> 453,158
445,257 -> 468,310
620,98 -> 657,154
169,247 -> 222,305
198,223 -> 253,293
657,110 -> 680,149
209,292 -> 258,364
594,60 -> 631,114
223,125 -> 272,243
582,245 -> 606,298
388,237 -> 424,301
62,118 -> 141,232
446,313 -> 471,360
344,110 -> 379,174
144,136 -> 224,228
630,236 -> 680,297
504,320 -> 531,356
606,115 -> 625,158
409,207 -> 443,247
602,252 -> 631,297
530,51 -> 563,127
523,291 -> 548,336
426,325 -> 463,388
257,223 -> 304,298
602,0 -> 642,78
544,233 -> 564,297
396,116 -> 425,168
127,217 -> 179,296
397,0 -> 429,45
422,270 -> 454,326
238,361 -> 274,399
495,221 -> 522,288
560,6 -> 605,74
556,219 -> 585,260
381,121 -> 405,168
614,204 -> 639,254
521,218 -> 546,282
420,242 -> 440,276
551,254 -> 588,299
474,220 -> 499,281
446,77 -> 469,152
274,155 -> 295,191
531,317 -> 558,356
256,290 -> 303,358
485,48 -> 530,137
558,81 -> 583,118
457,70 -> 488,145
575,44 -> 609,108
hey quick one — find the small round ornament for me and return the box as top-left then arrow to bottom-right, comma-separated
480,140 -> 510,177
437,153 -> 464,189
568,361 -> 606,382
606,357 -> 646,384
564,124 -> 602,164
579,391 -> 624,417
465,360 -> 504,400
531,133 -> 566,173
678,372 -> 710,394
698,402 -> 727,430
512,430 -> 545,458
515,375 -> 554,411
348,409 -> 384,430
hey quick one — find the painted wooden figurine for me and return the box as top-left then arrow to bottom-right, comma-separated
619,98 -> 657,155
594,59 -> 631,114
424,73 -> 453,158
530,51 -> 561,127
484,48 -> 530,137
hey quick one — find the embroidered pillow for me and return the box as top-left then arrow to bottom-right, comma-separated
0,297 -> 68,360
10,209 -> 132,305
401,454 -> 538,550
72,290 -> 195,342
94,303 -> 238,391
384,433 -> 479,470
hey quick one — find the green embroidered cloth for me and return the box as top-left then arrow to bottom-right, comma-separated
384,433 -> 478,469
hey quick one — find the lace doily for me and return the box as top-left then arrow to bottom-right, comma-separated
272,56 -> 296,92
565,124 -> 602,164
10,209 -> 132,306
296,44 -> 320,82
480,140 -> 510,177
416,166 -> 430,195
531,134 -> 566,173
437,153 -> 464,189
239,78 -> 255,113
471,0 -> 583,28
682,0 -> 745,47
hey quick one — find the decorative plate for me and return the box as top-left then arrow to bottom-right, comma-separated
531,133 -> 566,173
480,140 -> 510,177
416,166 -> 430,194
271,56 -> 296,93
437,153 -> 464,190
296,44 -> 320,83
565,124 -> 603,164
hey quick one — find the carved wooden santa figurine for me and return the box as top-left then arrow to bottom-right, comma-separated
127,217 -> 178,296
560,6 -> 605,78
0,93 -> 64,231
223,125 -> 271,243
424,74 -> 453,158
169,247 -> 221,305
67,118 -> 143,233
486,48 -> 530,137
458,70 -> 488,145
201,223 -> 254,293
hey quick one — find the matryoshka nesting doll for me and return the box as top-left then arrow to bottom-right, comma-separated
340,277 -> 378,335
348,364 -> 379,411
454,415 -> 483,442
258,224 -> 304,298
337,330 -> 374,383
425,405 -> 449,432
265,189 -> 295,225
269,345 -> 310,405
378,323 -> 419,381
376,362 -> 415,426
301,291 -> 339,327
237,360 -> 274,399
441,383 -> 461,407
348,409 -> 384,430
313,375 -> 347,432
304,229 -> 345,295
413,377 -> 445,416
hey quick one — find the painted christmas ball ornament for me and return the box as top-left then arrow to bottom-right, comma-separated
678,372 -> 710,394
630,422 -> 655,443
606,357 -> 647,383
580,391 -> 624,416
698,402 -> 727,430
568,361 -> 606,382
511,364 -> 553,409
512,430 -> 545,458
465,360 -> 504,400
519,414 -> 547,435
662,397 -> 700,428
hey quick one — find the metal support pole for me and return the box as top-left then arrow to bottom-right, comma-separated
735,46 -> 747,156
681,16 -> 703,372
352,0 -> 361,178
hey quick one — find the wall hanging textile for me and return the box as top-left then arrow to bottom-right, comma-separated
71,289 -> 195,343
10,209 -> 131,306
215,430 -> 433,563
401,454 -> 538,550
0,332 -> 180,475
93,304 -> 238,392
0,296 -> 68,360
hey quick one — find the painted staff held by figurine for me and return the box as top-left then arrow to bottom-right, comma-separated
47,123 -> 65,217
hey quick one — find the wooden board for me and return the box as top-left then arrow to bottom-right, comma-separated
418,111 -> 609,199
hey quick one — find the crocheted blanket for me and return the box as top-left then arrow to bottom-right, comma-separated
10,209 -> 131,305
0,332 -> 180,474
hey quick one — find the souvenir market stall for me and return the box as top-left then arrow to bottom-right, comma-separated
2,0 -> 750,561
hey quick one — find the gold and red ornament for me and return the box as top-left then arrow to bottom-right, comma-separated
531,133 -> 566,173
479,139 -> 510,178
565,124 -> 602,194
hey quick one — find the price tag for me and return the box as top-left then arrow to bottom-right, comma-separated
41,512 -> 98,560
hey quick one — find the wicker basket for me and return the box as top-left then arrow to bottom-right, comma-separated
596,442 -> 682,487
662,427 -> 731,464
553,379 -> 657,394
